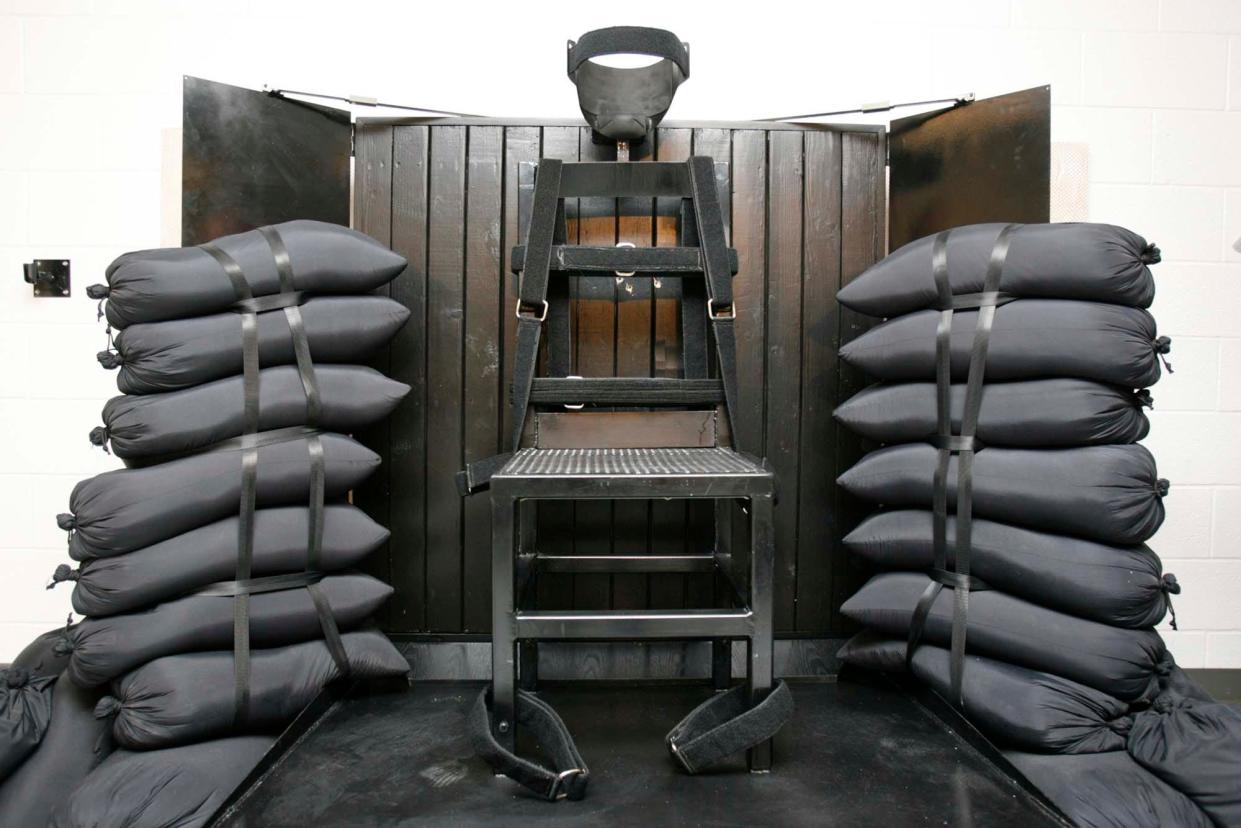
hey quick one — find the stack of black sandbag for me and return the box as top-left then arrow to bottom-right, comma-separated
0,221 -> 413,828
832,223 -> 1241,828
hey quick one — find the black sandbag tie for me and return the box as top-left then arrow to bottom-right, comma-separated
469,687 -> 590,802
908,224 -> 1016,709
1153,335 -> 1174,374
666,680 -> 794,774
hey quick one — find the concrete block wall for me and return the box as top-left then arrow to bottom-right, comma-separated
0,0 -> 1238,666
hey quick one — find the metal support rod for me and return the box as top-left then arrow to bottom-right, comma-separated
490,495 -> 517,753
747,492 -> 775,772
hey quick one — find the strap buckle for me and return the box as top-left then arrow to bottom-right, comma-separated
562,375 -> 585,410
614,241 -> 636,278
707,301 -> 735,320
515,298 -> 549,322
550,767 -> 587,801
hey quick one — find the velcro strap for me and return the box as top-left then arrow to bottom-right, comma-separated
666,680 -> 793,774
200,242 -> 253,301
194,570 -> 325,597
568,26 -> 689,77
232,291 -> 307,314
930,567 -> 990,591
469,688 -> 590,801
929,435 -> 982,452
933,290 -> 1016,311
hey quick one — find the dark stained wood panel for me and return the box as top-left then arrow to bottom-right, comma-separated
354,118 -> 885,636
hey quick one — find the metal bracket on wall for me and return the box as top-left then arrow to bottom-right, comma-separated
23,259 -> 70,297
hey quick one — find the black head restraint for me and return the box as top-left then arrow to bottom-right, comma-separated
567,26 -> 689,144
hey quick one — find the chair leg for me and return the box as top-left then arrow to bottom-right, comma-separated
491,493 -> 518,753
519,641 -> 539,691
747,493 -> 775,772
711,639 -> 731,690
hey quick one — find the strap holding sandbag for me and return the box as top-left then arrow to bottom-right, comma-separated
202,227 -> 346,727
907,224 -> 1016,707
473,680 -> 793,801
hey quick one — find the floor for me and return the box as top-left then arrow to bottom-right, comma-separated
214,676 -> 1066,827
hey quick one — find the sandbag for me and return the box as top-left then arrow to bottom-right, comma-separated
1006,750 -> 1211,828
844,511 -> 1171,628
837,222 -> 1157,317
103,630 -> 408,749
98,365 -> 409,464
52,736 -> 273,828
65,431 -> 379,560
65,573 -> 392,687
0,667 -> 54,781
839,299 -> 1166,388
10,625 -> 73,678
62,505 -> 388,617
837,443 -> 1166,546
97,220 -> 406,329
840,573 -> 1167,702
1128,699 -> 1241,826
0,673 -> 112,827
834,379 -> 1150,448
838,632 -> 1133,755
104,295 -> 410,395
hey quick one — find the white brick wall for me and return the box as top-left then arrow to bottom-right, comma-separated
0,0 -> 1238,668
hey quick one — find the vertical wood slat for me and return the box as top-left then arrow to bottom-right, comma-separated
387,125 -> 429,631
573,128 -> 618,610
649,128 -> 692,609
461,126 -> 504,632
688,128 -> 732,610
535,126 -> 581,611
425,126 -> 467,632
831,131 -> 886,632
351,123 -> 394,628
795,131 -> 842,633
612,143 -> 655,611
765,130 -> 805,632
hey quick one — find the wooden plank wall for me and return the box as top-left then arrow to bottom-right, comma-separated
354,120 -> 885,637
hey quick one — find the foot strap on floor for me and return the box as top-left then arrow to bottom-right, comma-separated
469,687 -> 590,802
471,680 -> 793,800
666,680 -> 793,773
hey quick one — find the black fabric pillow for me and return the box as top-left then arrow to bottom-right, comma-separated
106,296 -> 410,395
51,736 -> 274,828
99,365 -> 409,465
837,632 -> 1132,755
837,222 -> 1156,317
66,432 -> 379,561
837,443 -> 1165,546
66,505 -> 388,616
1004,750 -> 1211,828
100,220 -> 406,329
65,573 -> 393,687
840,572 -> 1167,702
0,673 -> 112,827
103,631 -> 408,749
834,379 -> 1149,448
839,299 -> 1164,388
844,510 -> 1170,628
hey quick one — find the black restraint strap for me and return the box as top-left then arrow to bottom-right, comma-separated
194,570 -> 325,597
907,224 -> 1017,707
567,26 -> 689,77
688,155 -> 742,452
201,242 -> 253,302
472,678 -> 792,801
470,687 -> 590,802
666,680 -> 794,774
233,290 -> 307,314
510,159 -> 563,451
